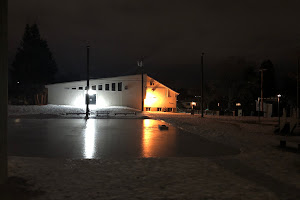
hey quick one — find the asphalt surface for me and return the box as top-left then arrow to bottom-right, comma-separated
8,119 -> 239,158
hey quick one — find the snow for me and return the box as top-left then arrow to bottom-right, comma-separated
8,105 -> 143,118
4,106 -> 300,199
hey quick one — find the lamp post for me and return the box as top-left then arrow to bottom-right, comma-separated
85,45 -> 90,119
278,94 -> 281,128
297,57 -> 299,122
137,57 -> 144,111
259,68 -> 267,117
201,53 -> 204,118
258,97 -> 260,122
0,0 -> 8,184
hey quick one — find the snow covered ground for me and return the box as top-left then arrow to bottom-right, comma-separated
8,105 -> 143,118
4,105 -> 300,199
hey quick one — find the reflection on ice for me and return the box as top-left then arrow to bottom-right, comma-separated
84,119 -> 96,159
142,119 -> 154,157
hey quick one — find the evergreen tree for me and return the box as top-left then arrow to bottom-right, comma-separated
260,60 -> 277,97
12,24 -> 57,85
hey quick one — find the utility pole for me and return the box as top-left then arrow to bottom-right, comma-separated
259,68 -> 267,117
201,53 -> 204,118
85,45 -> 90,119
0,0 -> 8,184
297,57 -> 299,122
137,57 -> 144,111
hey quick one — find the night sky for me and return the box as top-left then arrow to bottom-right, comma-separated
8,0 -> 300,88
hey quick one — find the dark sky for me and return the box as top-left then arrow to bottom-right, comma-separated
8,0 -> 300,88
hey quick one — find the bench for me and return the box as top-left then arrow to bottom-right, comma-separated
66,112 -> 86,115
96,111 -> 110,117
114,112 -> 136,116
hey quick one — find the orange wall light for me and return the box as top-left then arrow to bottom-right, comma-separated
144,90 -> 157,107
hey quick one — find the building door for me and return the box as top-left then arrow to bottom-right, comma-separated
87,94 -> 96,105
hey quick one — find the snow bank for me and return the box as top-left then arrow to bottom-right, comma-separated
8,105 -> 141,118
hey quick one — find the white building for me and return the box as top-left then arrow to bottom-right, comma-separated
46,74 -> 179,112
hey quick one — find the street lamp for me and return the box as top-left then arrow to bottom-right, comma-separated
277,94 -> 281,128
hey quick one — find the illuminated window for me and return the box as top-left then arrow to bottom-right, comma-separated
146,107 -> 151,111
112,83 -> 116,91
79,87 -> 83,90
157,108 -> 162,111
118,82 -> 122,91
98,85 -> 102,90
92,85 -> 96,90
105,84 -> 109,91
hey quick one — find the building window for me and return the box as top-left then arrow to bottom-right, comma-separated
98,85 -> 102,90
118,82 -> 122,91
167,108 -> 173,112
92,85 -> 96,90
146,107 -> 151,111
112,83 -> 116,91
85,86 -> 88,90
105,84 -> 109,91
157,108 -> 162,111
78,87 -> 83,90
72,87 -> 76,90
64,87 -> 69,89
167,89 -> 171,97
150,81 -> 154,86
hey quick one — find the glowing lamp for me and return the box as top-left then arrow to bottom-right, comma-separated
87,89 -> 96,95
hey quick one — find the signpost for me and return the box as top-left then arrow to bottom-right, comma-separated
0,0 -> 8,184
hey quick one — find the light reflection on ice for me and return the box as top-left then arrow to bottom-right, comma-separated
84,119 -> 96,159
142,119 -> 155,157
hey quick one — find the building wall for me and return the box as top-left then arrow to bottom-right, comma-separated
144,76 -> 178,112
46,74 -> 178,111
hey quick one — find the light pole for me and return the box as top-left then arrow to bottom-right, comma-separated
0,0 -> 8,184
297,57 -> 299,122
137,57 -> 144,111
201,53 -> 204,118
258,97 -> 260,122
85,45 -> 90,119
278,94 -> 281,128
259,68 -> 267,117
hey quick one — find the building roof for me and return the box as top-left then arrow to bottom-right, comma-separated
46,74 -> 179,94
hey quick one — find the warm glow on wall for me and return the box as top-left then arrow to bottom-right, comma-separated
144,90 -> 158,107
